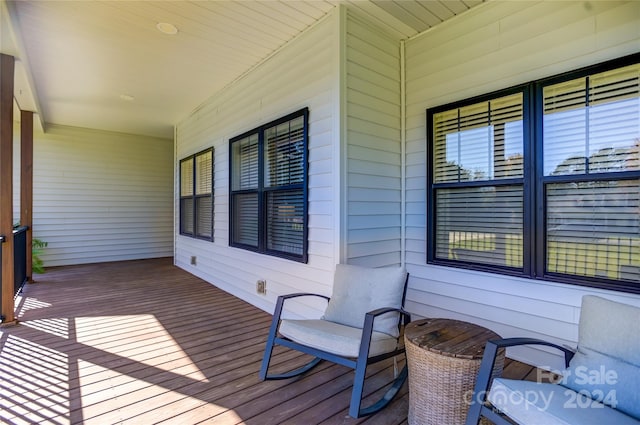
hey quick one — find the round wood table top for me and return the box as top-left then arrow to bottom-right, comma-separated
405,318 -> 500,360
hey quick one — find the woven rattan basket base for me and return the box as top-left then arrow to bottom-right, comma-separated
405,336 -> 504,425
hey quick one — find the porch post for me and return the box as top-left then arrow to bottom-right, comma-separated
21,110 -> 33,283
0,53 -> 15,323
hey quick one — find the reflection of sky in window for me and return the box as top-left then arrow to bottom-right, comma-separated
505,121 -> 523,158
446,121 -> 523,180
544,97 -> 639,175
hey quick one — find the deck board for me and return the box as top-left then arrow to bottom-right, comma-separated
1,258 -> 537,424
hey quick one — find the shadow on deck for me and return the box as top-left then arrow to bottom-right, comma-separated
0,258 -> 538,424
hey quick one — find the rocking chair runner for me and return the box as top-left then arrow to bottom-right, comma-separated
259,264 -> 410,418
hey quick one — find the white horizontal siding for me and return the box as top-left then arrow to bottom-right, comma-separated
345,9 -> 402,267
22,124 -> 174,267
404,0 -> 640,367
175,10 -> 339,318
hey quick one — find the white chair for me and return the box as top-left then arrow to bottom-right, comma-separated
466,295 -> 640,425
259,264 -> 410,418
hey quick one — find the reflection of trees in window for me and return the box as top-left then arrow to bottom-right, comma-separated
552,145 -> 639,175
504,153 -> 523,177
439,160 -> 473,182
551,155 -> 586,175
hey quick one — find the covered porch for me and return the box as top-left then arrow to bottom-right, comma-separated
1,258 -> 537,424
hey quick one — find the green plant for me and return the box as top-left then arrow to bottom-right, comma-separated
32,237 -> 48,274
14,222 -> 48,274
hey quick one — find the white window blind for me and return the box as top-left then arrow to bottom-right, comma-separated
180,198 -> 194,235
232,134 -> 259,191
434,93 -> 524,183
180,159 -> 194,196
265,117 -> 305,187
435,186 -> 524,267
180,157 -> 194,236
267,190 -> 304,255
233,193 -> 258,247
231,134 -> 259,247
196,150 -> 212,195
264,116 -> 305,256
546,180 -> 639,282
195,150 -> 213,239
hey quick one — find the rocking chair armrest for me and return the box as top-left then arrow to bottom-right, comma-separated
272,292 -> 331,322
366,307 -> 411,324
362,307 -> 412,341
465,337 -> 577,425
278,292 -> 331,302
487,337 -> 576,366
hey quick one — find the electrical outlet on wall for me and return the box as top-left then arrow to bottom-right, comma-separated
190,256 -> 197,265
256,279 -> 266,294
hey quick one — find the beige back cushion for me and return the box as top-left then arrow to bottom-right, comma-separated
322,264 -> 407,338
562,295 -> 640,419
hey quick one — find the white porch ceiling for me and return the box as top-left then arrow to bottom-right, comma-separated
2,0 -> 483,139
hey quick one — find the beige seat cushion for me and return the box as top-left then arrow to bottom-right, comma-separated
279,319 -> 399,358
489,378 -> 640,425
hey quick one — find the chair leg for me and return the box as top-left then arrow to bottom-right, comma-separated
348,312 -> 376,417
352,362 -> 408,418
348,354 -> 369,417
259,326 -> 277,381
259,296 -> 286,381
349,312 -> 408,418
465,341 -> 500,425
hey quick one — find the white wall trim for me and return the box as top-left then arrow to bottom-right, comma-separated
400,38 -> 407,269
334,5 -> 347,265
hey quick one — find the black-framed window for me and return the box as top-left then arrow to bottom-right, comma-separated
230,108 -> 309,262
180,148 -> 213,240
427,54 -> 640,293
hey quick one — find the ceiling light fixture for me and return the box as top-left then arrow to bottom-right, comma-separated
119,94 -> 135,102
156,22 -> 178,35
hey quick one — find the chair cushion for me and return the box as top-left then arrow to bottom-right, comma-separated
488,378 -> 640,425
279,319 -> 399,358
576,296 -> 640,367
562,295 -> 640,419
322,264 -> 407,338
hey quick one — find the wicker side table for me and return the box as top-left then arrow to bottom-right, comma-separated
404,318 -> 504,425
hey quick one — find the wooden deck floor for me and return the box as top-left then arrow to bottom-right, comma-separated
1,258 -> 538,425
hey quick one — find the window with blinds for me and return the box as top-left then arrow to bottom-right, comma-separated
430,91 -> 525,270
179,148 -> 214,241
230,108 -> 308,262
231,135 -> 259,248
542,63 -> 640,285
180,157 -> 194,236
428,53 -> 640,292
